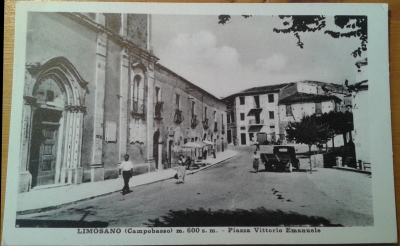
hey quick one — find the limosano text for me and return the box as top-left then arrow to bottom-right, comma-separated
77,227 -> 321,234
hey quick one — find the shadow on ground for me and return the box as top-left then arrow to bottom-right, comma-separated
16,206 -> 109,228
255,169 -> 317,173
15,219 -> 109,228
145,207 -> 342,227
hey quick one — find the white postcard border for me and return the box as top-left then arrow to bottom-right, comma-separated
2,2 -> 395,245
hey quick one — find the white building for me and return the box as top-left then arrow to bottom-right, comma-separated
224,81 -> 349,147
351,58 -> 369,164
224,84 -> 291,146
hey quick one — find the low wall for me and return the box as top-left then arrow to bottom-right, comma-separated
310,150 -> 342,168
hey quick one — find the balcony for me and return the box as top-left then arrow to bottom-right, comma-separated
154,101 -> 164,120
213,122 -> 218,132
247,107 -> 263,116
190,115 -> 199,128
131,101 -> 146,119
249,119 -> 264,125
221,125 -> 225,135
173,109 -> 184,124
202,118 -> 210,130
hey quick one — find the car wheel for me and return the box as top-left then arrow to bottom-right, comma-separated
288,161 -> 292,173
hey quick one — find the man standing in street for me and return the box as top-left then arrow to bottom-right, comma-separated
121,154 -> 134,195
254,139 -> 260,151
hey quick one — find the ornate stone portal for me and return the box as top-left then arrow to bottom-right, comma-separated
20,57 -> 88,192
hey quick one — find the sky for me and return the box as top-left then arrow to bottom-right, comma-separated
151,15 -> 365,98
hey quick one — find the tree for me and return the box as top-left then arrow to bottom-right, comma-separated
218,15 -> 367,58
315,111 -> 354,148
273,15 -> 367,58
285,115 -> 333,173
272,15 -> 326,49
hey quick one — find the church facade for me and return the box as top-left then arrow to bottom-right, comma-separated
19,12 -> 227,193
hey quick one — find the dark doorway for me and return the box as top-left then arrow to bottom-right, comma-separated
29,108 -> 62,188
240,133 -> 246,145
153,130 -> 160,169
227,130 -> 232,143
168,140 -> 174,167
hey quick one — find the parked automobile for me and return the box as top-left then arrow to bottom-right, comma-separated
260,146 -> 300,172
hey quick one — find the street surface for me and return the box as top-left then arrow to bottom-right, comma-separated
17,146 -> 373,227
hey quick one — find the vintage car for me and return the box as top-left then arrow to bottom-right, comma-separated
260,146 -> 300,172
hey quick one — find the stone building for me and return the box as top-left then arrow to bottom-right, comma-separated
277,81 -> 349,143
224,84 -> 290,146
154,64 -> 227,169
224,81 -> 349,146
19,12 -> 226,193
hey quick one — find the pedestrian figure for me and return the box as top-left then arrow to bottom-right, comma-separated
175,155 -> 186,184
253,151 -> 260,173
211,147 -> 216,158
203,149 -> 207,160
121,154 -> 134,195
185,156 -> 193,169
254,140 -> 260,151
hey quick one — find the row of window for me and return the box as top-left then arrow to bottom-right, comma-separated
239,111 -> 275,121
239,94 -> 275,105
284,102 -> 323,116
237,94 -> 326,116
238,102 -> 325,121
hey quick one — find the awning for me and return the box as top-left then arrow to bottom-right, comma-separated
202,140 -> 214,145
247,108 -> 263,116
248,125 -> 263,133
182,141 -> 208,148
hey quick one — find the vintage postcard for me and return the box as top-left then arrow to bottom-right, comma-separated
2,2 -> 395,245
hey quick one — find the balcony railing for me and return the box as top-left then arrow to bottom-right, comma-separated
213,122 -> 218,132
202,118 -> 209,130
131,101 -> 146,118
173,109 -> 184,124
191,115 -> 199,128
221,125 -> 225,135
249,119 -> 264,125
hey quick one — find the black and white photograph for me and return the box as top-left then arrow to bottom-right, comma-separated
2,2 -> 396,245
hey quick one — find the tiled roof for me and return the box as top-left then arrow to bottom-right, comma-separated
239,83 -> 292,94
293,80 -> 346,94
223,83 -> 292,100
279,92 -> 342,105
223,80 -> 347,101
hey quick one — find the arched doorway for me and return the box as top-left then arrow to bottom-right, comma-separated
22,57 -> 88,191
